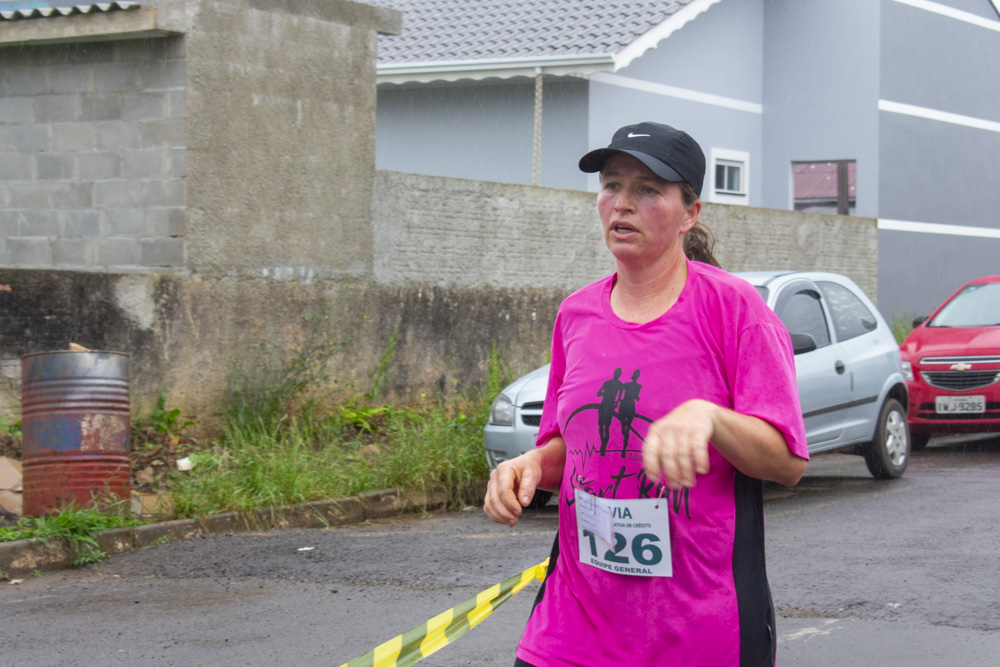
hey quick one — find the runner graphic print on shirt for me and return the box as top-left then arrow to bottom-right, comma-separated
563,368 -> 691,518
596,368 -> 625,455
619,369 -> 642,454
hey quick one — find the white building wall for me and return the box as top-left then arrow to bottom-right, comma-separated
375,79 -> 589,190
760,0 -> 882,218
586,0 -> 765,203
876,0 -> 1000,318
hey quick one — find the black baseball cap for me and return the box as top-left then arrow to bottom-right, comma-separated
579,121 -> 706,196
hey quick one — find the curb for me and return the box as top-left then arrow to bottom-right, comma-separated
0,486 -> 450,576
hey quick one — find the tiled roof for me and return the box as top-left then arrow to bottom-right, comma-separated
376,0 -> 696,63
0,1 -> 138,21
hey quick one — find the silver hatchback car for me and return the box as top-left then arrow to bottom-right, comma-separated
484,271 -> 910,502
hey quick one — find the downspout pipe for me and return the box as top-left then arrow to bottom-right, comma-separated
533,66 -> 543,187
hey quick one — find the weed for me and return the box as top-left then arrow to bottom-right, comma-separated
225,309 -> 348,434
138,393 -> 194,438
283,310 -> 347,401
31,569 -> 42,578
338,399 -> 391,434
486,340 -> 513,400
0,418 -> 21,437
891,313 -> 917,344
331,327 -> 411,435
367,325 -> 398,403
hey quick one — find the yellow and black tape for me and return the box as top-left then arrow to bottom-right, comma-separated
340,558 -> 550,667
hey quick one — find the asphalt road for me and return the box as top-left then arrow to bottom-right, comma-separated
3,436 -> 999,666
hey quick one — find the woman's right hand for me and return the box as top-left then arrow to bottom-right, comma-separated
484,438 -> 565,527
484,452 -> 543,527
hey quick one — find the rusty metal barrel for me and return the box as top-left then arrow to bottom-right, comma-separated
21,351 -> 130,516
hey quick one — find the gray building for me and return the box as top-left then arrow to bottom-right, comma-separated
375,0 -> 1000,320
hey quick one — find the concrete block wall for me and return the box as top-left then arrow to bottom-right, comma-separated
708,206 -> 878,301
0,37 -> 186,273
372,171 -> 878,301
372,171 -> 613,291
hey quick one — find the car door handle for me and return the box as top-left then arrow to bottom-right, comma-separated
835,360 -> 846,375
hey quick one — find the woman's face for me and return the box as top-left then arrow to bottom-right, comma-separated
597,153 -> 700,271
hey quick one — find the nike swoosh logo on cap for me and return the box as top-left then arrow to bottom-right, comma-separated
627,132 -> 650,138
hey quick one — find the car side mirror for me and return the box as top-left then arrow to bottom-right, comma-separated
790,332 -> 818,355
912,315 -> 928,328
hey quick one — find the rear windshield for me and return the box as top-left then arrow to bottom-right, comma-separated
930,282 -> 1000,327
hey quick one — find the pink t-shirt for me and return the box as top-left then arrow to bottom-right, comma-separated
516,261 -> 808,667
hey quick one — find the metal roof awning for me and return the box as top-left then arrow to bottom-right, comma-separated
1,1 -> 137,20
377,53 -> 617,86
0,2 -> 174,45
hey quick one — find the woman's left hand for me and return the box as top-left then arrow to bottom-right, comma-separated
642,399 -> 716,490
643,399 -> 807,488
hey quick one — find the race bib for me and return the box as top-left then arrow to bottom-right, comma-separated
574,488 -> 672,578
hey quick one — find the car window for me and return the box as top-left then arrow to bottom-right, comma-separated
817,280 -> 878,342
931,282 -> 1000,327
773,281 -> 831,349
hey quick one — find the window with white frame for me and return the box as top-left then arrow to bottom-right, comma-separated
709,148 -> 749,205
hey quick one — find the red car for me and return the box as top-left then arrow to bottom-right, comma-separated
899,275 -> 1000,449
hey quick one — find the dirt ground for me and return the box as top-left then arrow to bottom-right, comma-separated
0,433 -> 22,527
0,432 -> 19,460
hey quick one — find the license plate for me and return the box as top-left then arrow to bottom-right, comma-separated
935,395 -> 986,414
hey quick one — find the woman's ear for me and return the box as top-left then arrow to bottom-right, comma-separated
681,199 -> 702,234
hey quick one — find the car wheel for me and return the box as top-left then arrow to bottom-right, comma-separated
527,490 -> 553,509
863,398 -> 910,479
910,432 -> 931,451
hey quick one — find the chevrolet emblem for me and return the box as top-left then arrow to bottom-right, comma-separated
950,363 -> 972,371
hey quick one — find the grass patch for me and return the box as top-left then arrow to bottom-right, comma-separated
0,503 -> 144,567
168,400 -> 491,518
167,319 -> 499,519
